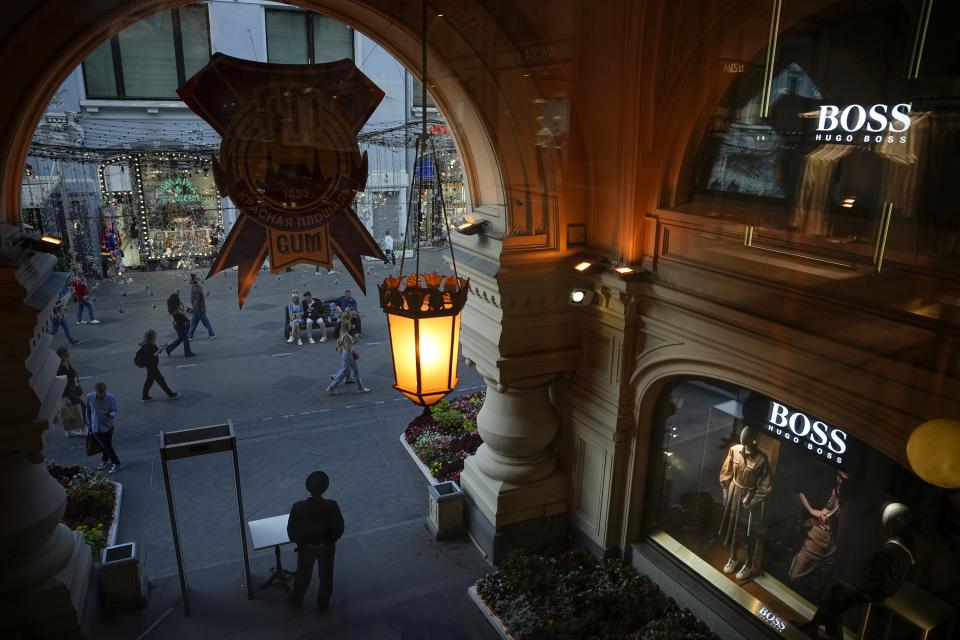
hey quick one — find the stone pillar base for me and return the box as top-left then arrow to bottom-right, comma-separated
461,457 -> 567,563
0,528 -> 94,640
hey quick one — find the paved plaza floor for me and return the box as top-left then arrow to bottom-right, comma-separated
44,250 -> 495,639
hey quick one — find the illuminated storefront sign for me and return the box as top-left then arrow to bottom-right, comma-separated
814,102 -> 911,144
755,606 -> 786,633
766,401 -> 847,463
157,177 -> 203,204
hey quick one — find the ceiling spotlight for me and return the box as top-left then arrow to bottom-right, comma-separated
40,235 -> 63,246
568,288 -> 595,305
455,220 -> 487,236
614,265 -> 634,275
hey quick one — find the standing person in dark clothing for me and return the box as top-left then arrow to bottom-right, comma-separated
796,503 -> 915,640
188,274 -> 216,340
287,471 -> 345,611
165,293 -> 194,357
137,329 -> 180,401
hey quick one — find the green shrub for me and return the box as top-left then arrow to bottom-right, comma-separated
75,523 -> 108,555
476,550 -> 718,640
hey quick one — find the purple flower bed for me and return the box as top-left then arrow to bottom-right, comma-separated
402,390 -> 485,483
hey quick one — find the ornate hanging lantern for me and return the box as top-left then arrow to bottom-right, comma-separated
379,271 -> 468,405
379,3 -> 469,407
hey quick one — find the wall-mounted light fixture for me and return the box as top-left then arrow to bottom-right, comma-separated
20,233 -> 64,254
568,288 -> 595,305
572,256 -> 645,280
455,220 -> 488,236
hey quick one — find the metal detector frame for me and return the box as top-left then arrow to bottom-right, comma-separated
159,421 -> 253,616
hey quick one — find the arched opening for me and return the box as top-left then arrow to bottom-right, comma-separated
1,3 -> 556,636
0,0 -> 520,242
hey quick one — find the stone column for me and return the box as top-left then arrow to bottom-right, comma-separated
0,227 -> 93,639
455,245 -> 580,562
460,375 -> 568,560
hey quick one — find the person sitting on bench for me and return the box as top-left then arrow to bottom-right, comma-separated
323,289 -> 361,338
301,292 -> 325,344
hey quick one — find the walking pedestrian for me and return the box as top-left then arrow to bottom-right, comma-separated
49,296 -> 81,345
56,346 -> 86,437
72,273 -> 100,324
383,229 -> 396,265
338,312 -> 356,384
287,471 -> 344,612
326,332 -> 370,394
188,274 -> 216,340
165,293 -> 194,357
137,329 -> 181,401
84,382 -> 122,473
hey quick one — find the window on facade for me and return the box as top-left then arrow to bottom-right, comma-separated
82,6 -> 210,99
667,0 -> 960,277
648,378 -> 959,639
265,10 -> 353,65
412,78 -> 436,109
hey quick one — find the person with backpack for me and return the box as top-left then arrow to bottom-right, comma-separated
136,329 -> 180,402
165,293 -> 194,357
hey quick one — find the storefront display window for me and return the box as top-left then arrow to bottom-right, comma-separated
667,0 -> 960,278
100,153 -> 223,269
647,378 -> 959,638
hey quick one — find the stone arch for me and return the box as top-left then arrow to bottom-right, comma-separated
0,0 -> 567,248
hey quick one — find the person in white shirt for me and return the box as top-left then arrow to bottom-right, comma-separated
383,229 -> 396,266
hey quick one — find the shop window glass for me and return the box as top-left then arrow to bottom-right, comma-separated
312,15 -> 352,63
82,40 -> 117,98
667,0 -> 960,277
118,11 -> 179,98
179,5 -> 211,80
648,378 -> 959,638
266,10 -> 309,64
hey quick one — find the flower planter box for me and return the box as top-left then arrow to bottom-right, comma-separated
473,550 -> 720,640
400,432 -> 441,485
47,460 -> 123,556
400,390 -> 485,484
468,585 -> 514,640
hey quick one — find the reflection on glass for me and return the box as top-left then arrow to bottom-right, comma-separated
669,0 -> 960,275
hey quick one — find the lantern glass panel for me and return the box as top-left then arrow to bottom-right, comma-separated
386,312 -> 461,403
388,313 -> 417,392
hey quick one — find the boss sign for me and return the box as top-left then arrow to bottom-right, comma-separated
815,102 -> 911,144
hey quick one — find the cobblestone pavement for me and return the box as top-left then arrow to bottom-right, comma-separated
43,250 -> 495,639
